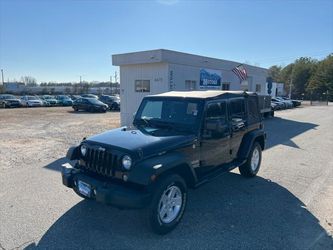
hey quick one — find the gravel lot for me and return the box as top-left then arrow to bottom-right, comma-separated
0,105 -> 332,249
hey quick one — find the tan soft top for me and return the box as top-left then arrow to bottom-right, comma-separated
149,90 -> 256,99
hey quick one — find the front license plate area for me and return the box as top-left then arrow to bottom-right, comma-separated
78,180 -> 91,198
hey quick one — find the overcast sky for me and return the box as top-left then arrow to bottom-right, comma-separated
0,0 -> 332,83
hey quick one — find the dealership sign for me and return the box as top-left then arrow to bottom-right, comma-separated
199,68 -> 222,89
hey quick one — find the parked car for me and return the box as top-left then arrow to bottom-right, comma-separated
42,95 -> 58,106
99,95 -> 120,110
70,95 -> 81,101
81,94 -> 98,99
271,98 -> 286,109
72,98 -> 108,112
36,96 -> 51,107
281,97 -> 301,107
62,91 -> 266,234
275,97 -> 293,109
56,95 -> 73,106
0,94 -> 22,108
20,96 -> 43,107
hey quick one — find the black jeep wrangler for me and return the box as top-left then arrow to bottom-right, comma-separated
62,91 -> 266,234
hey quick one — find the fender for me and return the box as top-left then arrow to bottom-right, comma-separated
66,146 -> 80,160
237,129 -> 266,160
127,152 -> 198,186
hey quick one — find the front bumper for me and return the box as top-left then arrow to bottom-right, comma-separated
61,164 -> 152,209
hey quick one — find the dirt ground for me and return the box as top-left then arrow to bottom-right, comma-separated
0,107 -> 120,171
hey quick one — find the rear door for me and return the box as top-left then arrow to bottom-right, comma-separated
81,99 -> 90,110
199,100 -> 231,175
228,98 -> 247,160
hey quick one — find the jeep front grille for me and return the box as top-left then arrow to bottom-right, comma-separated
81,147 -> 118,177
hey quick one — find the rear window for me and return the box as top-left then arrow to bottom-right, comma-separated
247,96 -> 260,124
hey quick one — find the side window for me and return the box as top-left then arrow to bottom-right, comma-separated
230,98 -> 245,119
203,101 -> 228,139
206,102 -> 227,123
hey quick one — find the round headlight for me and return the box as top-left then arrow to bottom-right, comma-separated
122,155 -> 132,170
81,144 -> 87,156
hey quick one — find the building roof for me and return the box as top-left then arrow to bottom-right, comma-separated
148,90 -> 256,99
112,49 -> 267,73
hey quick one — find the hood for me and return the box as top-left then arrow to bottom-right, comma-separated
6,99 -> 20,102
86,127 -> 196,158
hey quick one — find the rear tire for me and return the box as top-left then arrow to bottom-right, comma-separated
147,174 -> 187,235
239,142 -> 262,177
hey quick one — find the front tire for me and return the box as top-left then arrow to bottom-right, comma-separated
239,142 -> 262,177
148,174 -> 187,235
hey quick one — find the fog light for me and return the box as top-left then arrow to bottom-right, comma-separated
123,174 -> 128,182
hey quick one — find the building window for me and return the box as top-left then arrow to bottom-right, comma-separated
222,82 -> 230,90
255,84 -> 261,93
185,80 -> 196,90
135,80 -> 150,92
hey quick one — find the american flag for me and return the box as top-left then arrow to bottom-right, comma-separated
232,64 -> 248,81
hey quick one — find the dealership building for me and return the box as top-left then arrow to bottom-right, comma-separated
112,49 -> 269,126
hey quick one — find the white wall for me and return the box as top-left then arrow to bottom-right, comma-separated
120,63 -> 169,126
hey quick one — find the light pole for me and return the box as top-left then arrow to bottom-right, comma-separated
289,66 -> 294,99
110,75 -> 112,95
1,69 -> 4,85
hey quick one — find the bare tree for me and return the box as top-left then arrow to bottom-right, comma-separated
20,76 -> 37,86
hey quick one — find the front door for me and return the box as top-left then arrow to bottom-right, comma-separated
198,100 -> 231,176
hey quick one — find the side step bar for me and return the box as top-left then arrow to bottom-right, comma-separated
194,159 -> 246,188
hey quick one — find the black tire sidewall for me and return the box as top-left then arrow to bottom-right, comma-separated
148,174 -> 187,235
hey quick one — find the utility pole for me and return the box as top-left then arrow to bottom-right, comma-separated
289,67 -> 294,99
110,75 -> 113,95
114,71 -> 118,94
1,69 -> 4,85
114,71 -> 118,83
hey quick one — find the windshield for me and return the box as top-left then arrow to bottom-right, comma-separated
27,96 -> 38,100
58,95 -> 70,100
134,98 -> 203,133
